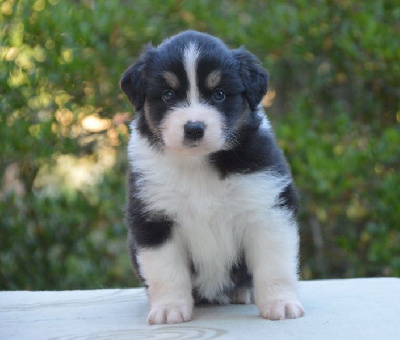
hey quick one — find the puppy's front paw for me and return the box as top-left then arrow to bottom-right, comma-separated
259,299 -> 304,320
147,304 -> 193,325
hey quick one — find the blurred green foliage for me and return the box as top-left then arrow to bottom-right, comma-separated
1,0 -> 399,290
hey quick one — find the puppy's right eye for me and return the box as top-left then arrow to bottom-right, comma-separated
162,90 -> 175,103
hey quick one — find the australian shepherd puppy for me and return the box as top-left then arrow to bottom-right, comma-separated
120,30 -> 304,324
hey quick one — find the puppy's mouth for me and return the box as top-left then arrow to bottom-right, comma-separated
184,140 -> 201,148
160,106 -> 226,156
163,132 -> 224,156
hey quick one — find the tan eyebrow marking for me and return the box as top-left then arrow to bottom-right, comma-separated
163,71 -> 180,89
206,70 -> 221,89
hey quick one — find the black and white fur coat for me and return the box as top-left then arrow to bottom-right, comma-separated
120,30 -> 304,324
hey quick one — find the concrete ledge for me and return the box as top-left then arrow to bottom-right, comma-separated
1,278 -> 399,339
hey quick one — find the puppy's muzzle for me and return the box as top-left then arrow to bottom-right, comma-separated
184,121 -> 205,141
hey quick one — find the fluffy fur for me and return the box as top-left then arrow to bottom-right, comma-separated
121,30 -> 304,324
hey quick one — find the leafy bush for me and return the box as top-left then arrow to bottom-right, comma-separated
1,0 -> 399,290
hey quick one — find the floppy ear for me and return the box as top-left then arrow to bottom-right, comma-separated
232,47 -> 269,110
120,44 -> 154,111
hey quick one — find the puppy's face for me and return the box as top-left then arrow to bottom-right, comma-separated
121,31 -> 268,156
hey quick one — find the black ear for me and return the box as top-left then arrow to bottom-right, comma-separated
232,47 -> 269,110
120,44 -> 154,111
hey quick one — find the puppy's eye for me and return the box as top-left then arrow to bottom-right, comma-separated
162,90 -> 175,103
212,89 -> 225,102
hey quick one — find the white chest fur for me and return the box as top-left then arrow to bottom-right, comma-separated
128,123 -> 290,301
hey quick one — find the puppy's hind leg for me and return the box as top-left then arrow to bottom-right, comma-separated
228,287 -> 253,304
137,239 -> 194,324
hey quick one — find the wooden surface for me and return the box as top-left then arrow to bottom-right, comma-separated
1,278 -> 400,339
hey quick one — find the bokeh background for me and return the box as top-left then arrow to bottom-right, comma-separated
1,0 -> 399,290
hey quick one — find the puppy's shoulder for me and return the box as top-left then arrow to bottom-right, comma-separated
209,114 -> 290,179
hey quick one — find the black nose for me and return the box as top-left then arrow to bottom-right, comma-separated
184,121 -> 205,141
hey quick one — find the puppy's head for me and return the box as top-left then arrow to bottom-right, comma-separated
121,30 -> 268,156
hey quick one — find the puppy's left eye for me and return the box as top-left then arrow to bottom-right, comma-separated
162,90 -> 175,103
212,89 -> 225,102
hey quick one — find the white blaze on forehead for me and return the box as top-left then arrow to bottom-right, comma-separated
183,42 -> 200,104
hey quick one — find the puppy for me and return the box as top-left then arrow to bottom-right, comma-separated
120,30 -> 304,324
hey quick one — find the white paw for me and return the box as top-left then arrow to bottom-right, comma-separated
147,304 -> 193,325
259,299 -> 305,320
